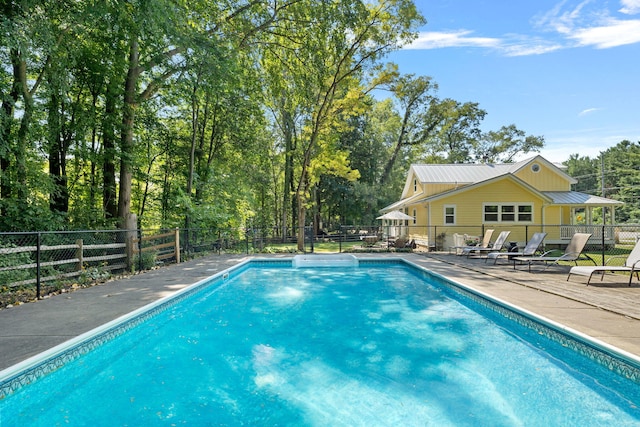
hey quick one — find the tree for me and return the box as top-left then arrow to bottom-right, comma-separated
564,154 -> 599,194
113,0 -> 289,227
0,0 -> 68,230
564,141 -> 640,223
601,141 -> 640,222
476,124 -> 544,163
422,99 -> 486,163
263,0 -> 424,249
380,74 -> 438,185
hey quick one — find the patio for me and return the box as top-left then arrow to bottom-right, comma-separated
418,251 -> 640,320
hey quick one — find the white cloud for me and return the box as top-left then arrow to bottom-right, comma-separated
501,39 -> 564,56
406,31 -> 562,56
578,108 -> 601,116
569,18 -> 640,47
534,0 -> 592,34
406,30 -> 500,50
620,0 -> 640,15
404,2 -> 640,55
537,2 -> 640,48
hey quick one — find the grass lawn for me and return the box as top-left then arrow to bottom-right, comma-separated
260,240 -> 390,253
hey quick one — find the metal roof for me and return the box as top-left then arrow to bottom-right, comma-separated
409,156 -> 576,185
543,191 -> 624,206
411,163 -> 512,184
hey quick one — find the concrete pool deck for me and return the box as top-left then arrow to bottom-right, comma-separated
1,252 -> 640,371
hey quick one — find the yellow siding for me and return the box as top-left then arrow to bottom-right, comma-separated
514,161 -> 571,191
406,172 -> 418,197
424,183 -> 466,197
427,179 -> 547,243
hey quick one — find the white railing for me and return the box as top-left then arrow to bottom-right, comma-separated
559,225 -> 615,242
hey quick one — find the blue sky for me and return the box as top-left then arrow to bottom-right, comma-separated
387,0 -> 640,163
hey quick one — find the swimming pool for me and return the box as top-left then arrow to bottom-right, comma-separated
1,257 -> 640,425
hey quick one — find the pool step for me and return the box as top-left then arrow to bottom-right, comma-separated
292,254 -> 359,268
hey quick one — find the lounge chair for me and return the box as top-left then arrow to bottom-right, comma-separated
486,232 -> 547,265
459,229 -> 494,256
567,239 -> 640,286
449,233 -> 468,255
513,232 -> 596,272
467,230 -> 511,258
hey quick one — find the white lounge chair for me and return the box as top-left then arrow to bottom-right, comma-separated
486,232 -> 547,265
513,233 -> 596,272
567,239 -> 640,286
459,229 -> 494,256
449,233 -> 468,255
467,230 -> 511,258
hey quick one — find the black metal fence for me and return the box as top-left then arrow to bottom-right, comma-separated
2,224 -> 639,303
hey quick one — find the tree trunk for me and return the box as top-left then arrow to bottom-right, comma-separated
187,82 -> 199,200
118,38 -> 140,226
103,81 -> 118,219
14,50 -> 32,203
0,49 -> 21,207
380,109 -> 410,186
47,85 -> 69,214
296,192 -> 306,251
282,108 -> 295,242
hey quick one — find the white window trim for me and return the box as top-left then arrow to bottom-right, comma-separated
482,203 -> 534,223
412,208 -> 417,224
444,204 -> 456,225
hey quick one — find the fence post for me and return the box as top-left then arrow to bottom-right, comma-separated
36,232 -> 41,300
124,213 -> 138,271
76,239 -> 84,271
174,228 -> 181,263
309,226 -> 314,253
601,225 -> 606,266
138,229 -> 144,271
433,226 -> 437,252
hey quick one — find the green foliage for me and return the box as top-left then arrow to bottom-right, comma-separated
0,0 -> 576,236
132,251 -> 157,272
564,141 -> 640,223
476,124 -> 544,163
0,245 -> 32,284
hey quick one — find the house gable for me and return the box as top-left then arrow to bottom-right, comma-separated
509,156 -> 576,191
400,166 -> 424,199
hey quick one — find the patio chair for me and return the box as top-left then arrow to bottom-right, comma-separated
459,229 -> 494,256
449,233 -> 468,255
513,233 -> 596,272
486,232 -> 547,265
466,230 -> 511,258
567,239 -> 640,286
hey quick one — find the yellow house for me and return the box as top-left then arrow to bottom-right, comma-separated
380,156 -> 623,250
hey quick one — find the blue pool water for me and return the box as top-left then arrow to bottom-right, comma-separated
2,261 -> 640,426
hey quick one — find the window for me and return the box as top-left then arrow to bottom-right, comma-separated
518,205 -> 532,221
444,205 -> 456,225
501,205 -> 515,221
412,209 -> 417,224
413,179 -> 417,192
484,205 -> 499,222
484,204 -> 533,223
531,163 -> 540,173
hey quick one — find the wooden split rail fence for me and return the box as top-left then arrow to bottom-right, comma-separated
0,229 -> 181,297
